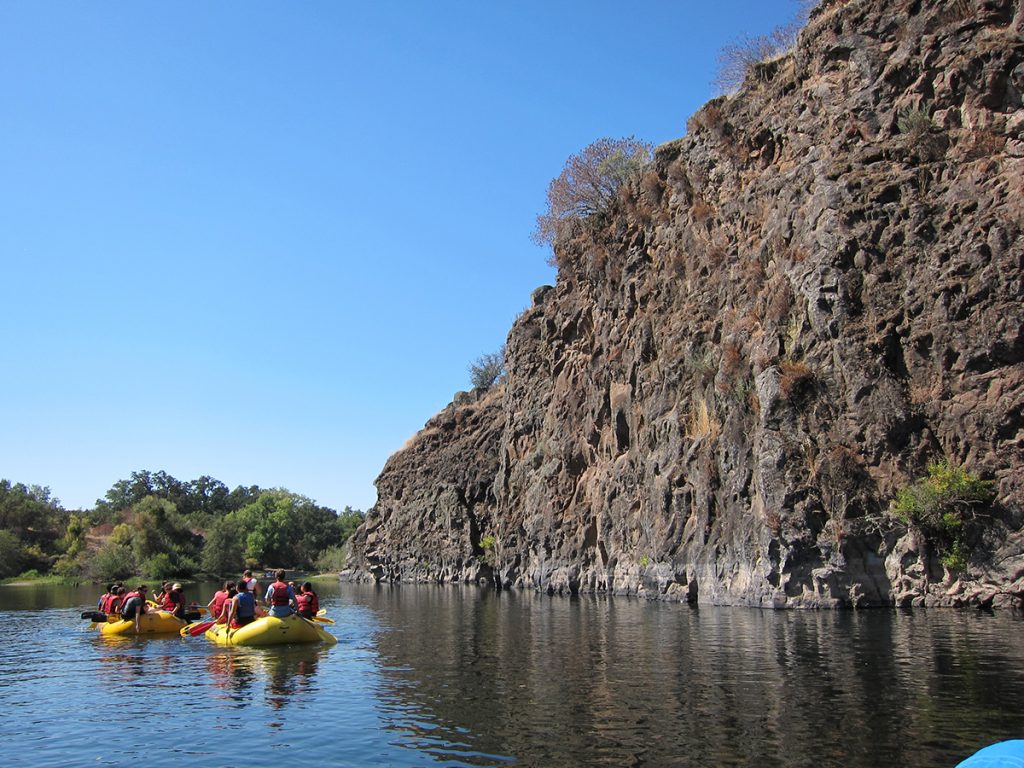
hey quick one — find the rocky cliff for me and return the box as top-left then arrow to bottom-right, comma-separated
348,0 -> 1024,608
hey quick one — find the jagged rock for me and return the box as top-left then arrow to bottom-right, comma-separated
347,0 -> 1024,608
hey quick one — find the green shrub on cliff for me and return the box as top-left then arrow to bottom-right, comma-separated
893,460 -> 994,571
479,534 -> 497,566
897,103 -> 934,142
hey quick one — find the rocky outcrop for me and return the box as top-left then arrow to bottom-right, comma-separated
348,0 -> 1024,608
352,386 -> 505,584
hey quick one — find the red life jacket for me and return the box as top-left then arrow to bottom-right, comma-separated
209,590 -> 229,623
159,592 -> 176,611
119,591 -> 143,619
169,590 -> 185,617
101,593 -> 120,613
268,581 -> 291,606
296,591 -> 318,614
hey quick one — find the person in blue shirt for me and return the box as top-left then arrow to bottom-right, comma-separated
264,569 -> 297,618
227,579 -> 257,627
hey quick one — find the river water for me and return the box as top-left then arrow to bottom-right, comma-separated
2,581 -> 1022,767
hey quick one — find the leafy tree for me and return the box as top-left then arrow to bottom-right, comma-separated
338,506 -> 365,542
110,522 -> 134,548
130,497 -> 173,564
200,516 -> 245,576
314,545 -> 349,573
51,513 -> 90,575
292,500 -> 346,568
97,470 -> 158,513
0,480 -> 63,542
532,137 -> 652,254
0,479 -> 66,575
226,484 -> 263,512
97,470 -> 255,522
1,469 -> 353,579
230,491 -> 298,567
0,530 -> 26,578
140,552 -> 175,579
94,495 -> 202,578
59,513 -> 88,559
92,539 -> 136,581
314,507 -> 366,573
184,475 -> 231,521
226,490 -> 344,569
469,347 -> 506,390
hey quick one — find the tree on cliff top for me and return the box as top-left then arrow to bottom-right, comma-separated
711,1 -> 815,94
532,137 -> 652,260
469,347 -> 506,390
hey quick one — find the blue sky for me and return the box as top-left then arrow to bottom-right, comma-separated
1,2 -> 801,513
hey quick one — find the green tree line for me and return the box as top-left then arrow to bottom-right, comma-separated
0,471 -> 364,582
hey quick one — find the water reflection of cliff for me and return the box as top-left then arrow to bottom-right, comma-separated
357,585 -> 1024,768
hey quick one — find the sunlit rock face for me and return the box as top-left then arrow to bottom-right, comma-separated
348,0 -> 1024,608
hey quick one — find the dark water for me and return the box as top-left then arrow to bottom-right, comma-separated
2,581 -> 1022,767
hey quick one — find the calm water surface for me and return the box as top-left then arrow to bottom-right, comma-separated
2,581 -> 1023,767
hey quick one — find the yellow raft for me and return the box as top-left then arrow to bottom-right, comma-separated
204,613 -> 338,647
99,611 -> 189,636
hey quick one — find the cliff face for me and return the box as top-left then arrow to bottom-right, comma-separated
349,0 -> 1024,608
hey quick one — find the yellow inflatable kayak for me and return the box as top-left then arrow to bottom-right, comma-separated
99,611 -> 189,636
204,613 -> 337,646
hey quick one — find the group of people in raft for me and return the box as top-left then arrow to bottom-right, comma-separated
96,569 -> 320,632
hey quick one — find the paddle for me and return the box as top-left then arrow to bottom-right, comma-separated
299,614 -> 338,645
313,616 -> 335,625
181,620 -> 216,637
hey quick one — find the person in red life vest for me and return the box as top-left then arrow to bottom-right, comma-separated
207,581 -> 235,624
98,585 -> 112,613
164,583 -> 186,619
264,569 -> 297,618
226,580 -> 257,628
296,582 -> 319,619
219,584 -> 238,623
119,584 -> 153,633
241,569 -> 260,605
118,586 -> 143,616
110,586 -> 125,614
97,584 -> 115,611
100,585 -> 123,615
157,583 -> 172,610
152,582 -> 171,609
